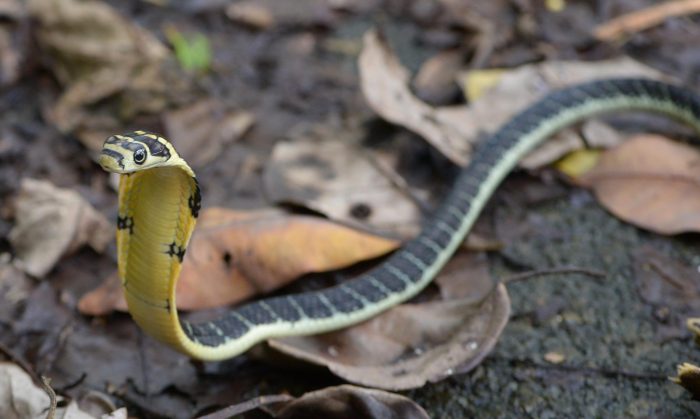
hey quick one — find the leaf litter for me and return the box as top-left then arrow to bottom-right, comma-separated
8,0 -> 700,416
360,28 -> 666,169
9,179 -> 113,278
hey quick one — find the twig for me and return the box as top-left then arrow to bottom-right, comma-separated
0,340 -> 41,383
503,267 -> 607,284
196,394 -> 294,419
41,376 -> 57,419
594,0 -> 700,41
497,356 -> 669,381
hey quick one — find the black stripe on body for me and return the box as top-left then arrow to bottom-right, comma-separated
180,79 -> 700,349
117,215 -> 134,234
166,241 -> 186,262
189,178 -> 201,218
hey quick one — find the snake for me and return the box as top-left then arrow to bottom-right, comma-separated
98,78 -> 700,361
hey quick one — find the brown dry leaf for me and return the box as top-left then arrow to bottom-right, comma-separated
594,0 -> 700,41
163,100 -> 254,168
79,208 -> 398,315
28,0 -> 183,150
263,385 -> 430,419
359,27 -> 664,169
197,386 -> 429,419
263,124 -> 424,238
0,362 -> 113,419
269,251 -> 510,390
9,179 -> 113,278
580,135 -> 700,235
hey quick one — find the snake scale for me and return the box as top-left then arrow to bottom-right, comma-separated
98,79 -> 700,361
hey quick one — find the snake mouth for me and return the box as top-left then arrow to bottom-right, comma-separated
98,149 -> 128,173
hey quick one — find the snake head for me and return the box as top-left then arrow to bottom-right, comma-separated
99,131 -> 175,174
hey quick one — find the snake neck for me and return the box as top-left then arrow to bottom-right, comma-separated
118,165 -> 199,351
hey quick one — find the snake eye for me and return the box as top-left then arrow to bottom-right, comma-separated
134,148 -> 146,164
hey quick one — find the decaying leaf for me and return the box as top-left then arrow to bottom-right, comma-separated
163,100 -> 254,168
28,0 -> 186,150
263,385 -> 430,419
0,362 -> 117,419
201,386 -> 428,419
263,124 -> 423,237
359,29 -> 472,166
359,27 -> 664,169
671,363 -> 700,400
79,208 -> 399,315
580,135 -> 700,235
633,245 -> 700,311
269,251 -> 510,390
9,179 -> 113,277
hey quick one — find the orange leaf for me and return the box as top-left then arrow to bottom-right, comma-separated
79,208 -> 399,315
580,134 -> 700,235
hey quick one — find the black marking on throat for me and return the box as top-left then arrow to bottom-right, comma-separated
117,216 -> 134,234
166,242 -> 186,262
188,178 -> 201,218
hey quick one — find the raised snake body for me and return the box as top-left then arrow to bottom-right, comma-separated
98,79 -> 700,361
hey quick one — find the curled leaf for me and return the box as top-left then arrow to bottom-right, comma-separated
269,252 -> 510,390
264,385 -> 430,419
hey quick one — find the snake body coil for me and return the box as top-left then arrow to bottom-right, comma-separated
99,79 -> 700,361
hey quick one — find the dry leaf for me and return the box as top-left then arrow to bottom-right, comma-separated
359,29 -> 472,166
555,149 -> 601,179
28,0 -> 184,150
163,100 -> 254,168
269,252 -> 510,390
9,179 -> 113,277
0,362 -> 111,419
264,385 -> 430,419
580,135 -> 700,235
633,245 -> 700,311
263,125 -> 423,237
79,208 -> 399,315
360,28 -> 662,169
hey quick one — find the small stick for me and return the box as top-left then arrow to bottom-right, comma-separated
503,267 -> 606,284
594,0 -> 700,41
197,394 -> 294,419
41,376 -> 57,419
